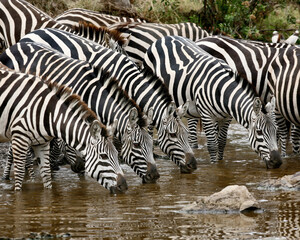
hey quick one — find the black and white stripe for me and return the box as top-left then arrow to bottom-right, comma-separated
18,28 -> 197,173
0,65 -> 126,192
143,36 -> 282,168
109,21 -> 210,66
55,8 -> 147,28
0,0 -> 127,52
0,41 -> 160,183
266,47 -> 300,130
195,35 -> 299,156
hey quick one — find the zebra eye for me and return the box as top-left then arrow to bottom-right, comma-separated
133,142 -> 141,148
169,132 -> 177,138
257,129 -> 263,135
100,153 -> 108,159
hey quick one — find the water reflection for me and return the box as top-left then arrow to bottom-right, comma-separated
0,123 -> 299,239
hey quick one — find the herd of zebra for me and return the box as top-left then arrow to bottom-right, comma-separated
0,0 -> 299,193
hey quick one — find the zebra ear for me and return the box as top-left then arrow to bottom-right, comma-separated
129,108 -> 138,126
167,101 -> 176,117
265,96 -> 276,114
122,33 -> 131,48
177,100 -> 189,118
146,107 -> 154,125
90,121 -> 102,140
107,120 -> 118,138
253,97 -> 262,116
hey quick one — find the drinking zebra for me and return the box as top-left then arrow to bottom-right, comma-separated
55,8 -> 147,28
0,0 -> 127,52
0,64 -> 127,192
143,36 -> 282,168
18,28 -> 197,173
195,35 -> 299,156
0,41 -> 159,183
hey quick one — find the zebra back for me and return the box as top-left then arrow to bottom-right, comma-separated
55,8 -> 147,28
0,0 -> 126,52
0,66 -> 126,192
18,28 -> 197,173
109,21 -> 210,66
195,35 -> 285,104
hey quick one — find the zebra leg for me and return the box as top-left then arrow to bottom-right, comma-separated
25,148 -> 35,180
291,125 -> 300,155
65,144 -> 85,174
202,118 -> 219,163
49,138 -> 66,171
32,143 -> 52,189
2,146 -> 13,180
11,139 -> 29,191
275,111 -> 290,157
187,118 -> 199,148
216,118 -> 232,161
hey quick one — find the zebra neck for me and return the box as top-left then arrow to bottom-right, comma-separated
232,98 -> 254,130
45,102 -> 90,153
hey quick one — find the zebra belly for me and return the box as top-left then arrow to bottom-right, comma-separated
185,100 -> 201,118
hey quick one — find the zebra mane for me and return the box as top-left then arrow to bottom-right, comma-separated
74,21 -> 127,46
45,81 -> 108,137
95,69 -> 147,128
0,62 -> 14,71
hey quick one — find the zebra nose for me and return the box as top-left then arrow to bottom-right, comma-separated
110,174 -> 128,194
180,153 -> 197,173
143,162 -> 160,183
266,150 -> 282,169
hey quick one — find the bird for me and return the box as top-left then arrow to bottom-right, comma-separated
285,30 -> 299,45
271,31 -> 281,43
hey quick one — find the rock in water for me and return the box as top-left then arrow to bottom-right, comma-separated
259,171 -> 300,190
183,185 -> 260,213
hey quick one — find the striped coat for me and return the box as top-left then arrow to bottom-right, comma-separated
143,36 -> 282,168
0,65 -> 126,192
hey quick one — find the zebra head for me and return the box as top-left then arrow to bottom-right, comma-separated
158,101 -> 197,173
121,108 -> 159,183
85,120 -> 128,194
249,97 -> 282,169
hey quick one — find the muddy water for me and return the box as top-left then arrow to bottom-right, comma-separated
0,123 -> 299,239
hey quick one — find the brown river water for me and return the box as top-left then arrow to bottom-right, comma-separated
0,122 -> 299,239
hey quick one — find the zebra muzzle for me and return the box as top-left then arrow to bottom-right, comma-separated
266,150 -> 282,169
142,162 -> 160,183
110,174 -> 128,194
180,153 -> 197,174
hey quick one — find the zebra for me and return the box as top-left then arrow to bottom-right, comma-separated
54,8 -> 147,28
143,36 -> 282,169
195,35 -> 299,156
107,21 -> 210,67
266,47 -> 300,147
0,64 -> 127,192
18,28 -> 197,173
0,41 -> 159,183
0,0 -> 128,53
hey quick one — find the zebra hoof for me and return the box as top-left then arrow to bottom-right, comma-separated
2,176 -> 10,181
